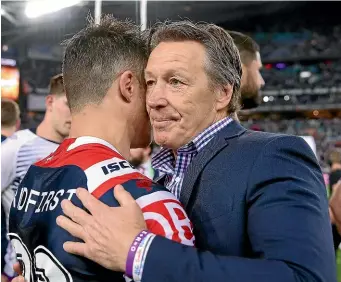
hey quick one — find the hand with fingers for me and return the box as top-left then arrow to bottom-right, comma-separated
9,263 -> 25,282
56,184 -> 146,272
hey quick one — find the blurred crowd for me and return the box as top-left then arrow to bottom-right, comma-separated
242,118 -> 341,171
253,25 -> 341,60
18,27 -> 341,110
262,60 -> 341,91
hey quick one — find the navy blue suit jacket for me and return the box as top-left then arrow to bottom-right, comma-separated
144,121 -> 336,282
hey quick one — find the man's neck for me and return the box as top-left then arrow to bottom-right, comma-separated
1,127 -> 16,138
36,118 -> 64,143
69,109 -> 132,159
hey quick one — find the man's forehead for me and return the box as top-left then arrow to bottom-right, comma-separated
146,41 -> 205,73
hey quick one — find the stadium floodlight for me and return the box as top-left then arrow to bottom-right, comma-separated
25,0 -> 82,19
300,71 -> 312,78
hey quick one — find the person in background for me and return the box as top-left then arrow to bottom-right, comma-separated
1,74 -> 71,280
1,98 -> 20,282
329,150 -> 341,251
228,31 -> 265,109
129,144 -> 159,179
1,98 -> 20,142
329,151 -> 341,193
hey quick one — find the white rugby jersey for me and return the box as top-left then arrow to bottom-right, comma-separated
1,129 -> 60,214
1,129 -> 59,277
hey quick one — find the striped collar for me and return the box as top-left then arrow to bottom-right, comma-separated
152,116 -> 233,174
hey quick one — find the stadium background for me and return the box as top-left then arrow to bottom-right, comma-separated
1,0 -> 341,279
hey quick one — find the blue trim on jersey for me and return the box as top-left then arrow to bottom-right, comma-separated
29,128 -> 60,144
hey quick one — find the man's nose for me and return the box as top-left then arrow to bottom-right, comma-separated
146,83 -> 168,109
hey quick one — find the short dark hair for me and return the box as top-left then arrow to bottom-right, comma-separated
62,15 -> 148,113
227,31 -> 260,65
1,98 -> 20,127
148,20 -> 242,114
49,73 -> 65,95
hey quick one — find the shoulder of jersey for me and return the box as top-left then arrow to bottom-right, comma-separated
35,138 -> 150,198
3,129 -> 37,147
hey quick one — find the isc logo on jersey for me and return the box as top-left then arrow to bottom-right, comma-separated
136,191 -> 195,246
101,160 -> 132,175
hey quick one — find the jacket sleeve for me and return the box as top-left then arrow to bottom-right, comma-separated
140,135 -> 336,282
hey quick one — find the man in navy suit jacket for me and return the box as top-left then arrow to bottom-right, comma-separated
50,20 -> 335,282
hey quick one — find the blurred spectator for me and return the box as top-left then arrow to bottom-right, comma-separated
129,145 -> 159,180
1,98 -> 20,142
228,31 -> 265,109
1,99 -> 20,282
329,150 -> 341,251
330,151 -> 341,193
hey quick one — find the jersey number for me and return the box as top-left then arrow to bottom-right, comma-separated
8,233 -> 73,282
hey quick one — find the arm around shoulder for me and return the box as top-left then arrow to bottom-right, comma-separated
139,135 -> 336,282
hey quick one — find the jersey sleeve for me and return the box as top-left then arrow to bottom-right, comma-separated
1,138 -> 19,191
91,177 -> 195,247
134,180 -> 195,246
82,155 -> 195,246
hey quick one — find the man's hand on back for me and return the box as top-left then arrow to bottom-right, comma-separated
56,185 -> 146,272
9,263 -> 25,282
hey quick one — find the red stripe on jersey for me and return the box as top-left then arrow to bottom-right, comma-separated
92,172 -> 149,199
139,194 -> 195,246
35,139 -> 124,170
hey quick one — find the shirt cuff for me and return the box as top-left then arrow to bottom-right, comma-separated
132,232 -> 156,282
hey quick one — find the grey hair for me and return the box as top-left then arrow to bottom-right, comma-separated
147,20 -> 242,114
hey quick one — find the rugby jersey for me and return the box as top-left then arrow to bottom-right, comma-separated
9,136 -> 194,282
1,129 -> 59,213
1,128 -> 59,277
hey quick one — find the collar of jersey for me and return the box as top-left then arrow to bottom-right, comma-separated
66,136 -> 120,154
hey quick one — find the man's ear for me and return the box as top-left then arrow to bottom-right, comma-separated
118,71 -> 135,103
215,84 -> 233,112
45,95 -> 54,112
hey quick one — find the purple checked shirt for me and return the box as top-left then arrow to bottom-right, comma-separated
152,116 -> 233,199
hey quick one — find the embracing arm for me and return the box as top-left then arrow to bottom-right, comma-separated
140,136 -> 336,282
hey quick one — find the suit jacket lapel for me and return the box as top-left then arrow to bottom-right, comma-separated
180,121 -> 247,209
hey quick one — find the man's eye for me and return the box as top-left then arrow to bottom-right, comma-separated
169,78 -> 183,86
146,80 -> 155,87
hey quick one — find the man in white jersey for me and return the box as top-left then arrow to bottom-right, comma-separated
1,99 -> 20,282
1,73 -> 71,279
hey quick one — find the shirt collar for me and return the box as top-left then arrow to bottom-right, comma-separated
152,116 -> 233,171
